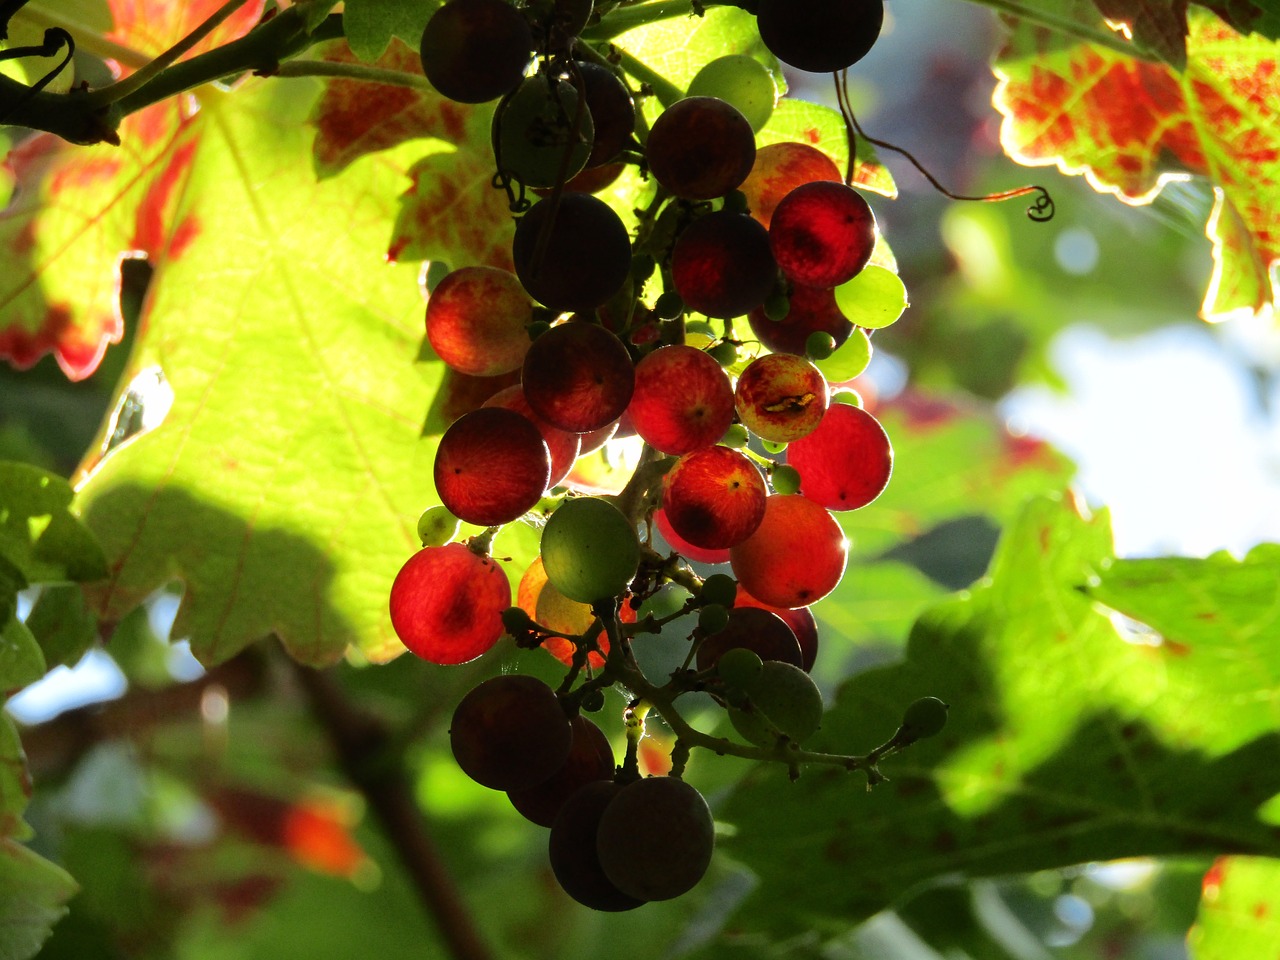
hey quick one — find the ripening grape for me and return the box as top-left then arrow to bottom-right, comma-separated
576,61 -> 636,167
627,345 -> 735,455
756,0 -> 885,74
747,283 -> 853,356
481,384 -> 581,488
735,589 -> 820,671
670,211 -> 777,319
520,320 -> 635,433
734,353 -> 830,443
646,97 -> 757,200
513,193 -> 632,312
493,75 -> 595,189
786,402 -> 893,511
695,606 -> 803,671
595,776 -> 715,901
661,445 -> 767,549
770,181 -> 877,289
515,555 -> 636,668
434,407 -> 551,525
449,675 -> 573,791
389,543 -> 510,664
739,141 -> 842,229
686,55 -> 777,133
508,715 -> 614,826
654,507 -> 730,564
728,661 -> 824,745
729,494 -> 848,608
541,496 -> 640,604
426,266 -> 535,377
420,0 -> 533,104
549,781 -> 646,911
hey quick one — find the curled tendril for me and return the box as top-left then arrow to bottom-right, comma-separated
0,27 -> 75,125
834,68 -> 1055,223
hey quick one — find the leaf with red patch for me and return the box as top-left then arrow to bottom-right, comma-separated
1093,0 -> 1190,67
309,38 -> 485,179
993,10 -> 1280,321
104,0 -> 266,73
1192,856 -> 1280,958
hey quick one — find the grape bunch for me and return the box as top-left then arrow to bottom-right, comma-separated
390,0 -> 947,910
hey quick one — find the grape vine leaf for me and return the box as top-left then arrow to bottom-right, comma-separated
0,0 -> 266,380
719,494 -> 1280,936
341,0 -> 439,62
0,838 -> 78,960
1189,857 -> 1280,958
72,76 -> 438,668
0,462 -> 107,586
993,9 -> 1280,321
1094,0 -> 1193,67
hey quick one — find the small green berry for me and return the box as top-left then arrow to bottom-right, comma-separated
805,331 -> 836,360
720,422 -> 749,448
721,189 -> 749,215
716,646 -> 763,690
763,291 -> 790,321
708,340 -> 738,366
698,602 -> 731,635
770,463 -> 801,495
900,696 -> 949,741
580,688 -> 606,713
700,573 -> 738,608
417,505 -> 460,546
831,389 -> 863,408
655,290 -> 684,319
526,319 -> 552,341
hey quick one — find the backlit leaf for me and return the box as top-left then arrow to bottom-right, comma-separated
1190,857 -> 1280,958
0,838 -> 77,960
0,462 -> 107,585
993,10 -> 1280,321
342,0 -> 439,62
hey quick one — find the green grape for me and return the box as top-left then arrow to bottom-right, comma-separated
716,646 -> 763,690
686,54 -> 777,132
815,327 -> 871,383
805,330 -> 836,360
900,696 -> 949,741
655,290 -> 684,319
770,463 -> 800,495
580,688 -> 606,713
831,389 -> 863,408
720,422 -> 749,448
417,505 -> 460,546
729,661 -> 824,745
708,340 -> 739,366
760,438 -> 788,455
494,76 -> 594,188
541,497 -> 641,603
763,290 -> 790,322
698,602 -> 731,635
700,573 -> 738,608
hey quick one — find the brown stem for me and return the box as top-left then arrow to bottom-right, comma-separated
289,662 -> 495,960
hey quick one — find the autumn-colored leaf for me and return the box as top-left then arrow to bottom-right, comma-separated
105,0 -> 265,74
1190,857 -> 1280,958
309,38 -> 484,179
1094,0 -> 1191,67
993,10 -> 1280,321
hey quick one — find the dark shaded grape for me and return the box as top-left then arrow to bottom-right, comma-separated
513,194 -> 632,312
450,675 -> 573,791
671,211 -> 777,319
596,776 -> 715,901
420,0 -> 533,104
434,407 -> 551,525
508,715 -> 614,826
770,181 -> 877,289
756,0 -> 884,74
696,606 -> 803,671
735,589 -> 820,671
521,320 -> 635,433
646,96 -> 756,200
747,283 -> 853,355
576,61 -> 636,167
549,781 -> 646,911
493,75 -> 594,189
390,544 -> 510,664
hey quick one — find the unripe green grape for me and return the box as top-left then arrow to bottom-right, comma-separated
700,573 -> 738,608
720,422 -> 749,448
541,496 -> 640,603
698,602 -> 731,635
831,389 -> 863,408
655,290 -> 684,319
815,327 -> 871,382
685,319 -> 717,339
770,463 -> 801,495
763,290 -> 791,322
716,646 -> 763,690
729,661 -> 823,745
580,688 -> 606,713
805,331 -> 836,360
526,318 -> 552,341
417,505 -> 460,546
760,438 -> 788,455
686,54 -> 777,132
722,189 -> 749,215
631,253 -> 656,283
494,76 -> 595,188
708,340 -> 739,367
900,696 -> 949,741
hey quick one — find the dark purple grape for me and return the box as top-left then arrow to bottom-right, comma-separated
420,0 -> 533,104
450,675 -> 573,791
522,320 -> 635,432
696,606 -> 803,671
433,407 -> 551,525
576,62 -> 636,167
513,194 -> 632,312
646,96 -> 756,200
508,715 -> 614,826
671,210 -> 777,319
549,781 -> 647,911
756,0 -> 884,74
595,776 -> 715,901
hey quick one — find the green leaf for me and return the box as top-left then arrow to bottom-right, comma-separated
757,98 -> 896,199
0,463 -> 106,585
342,0 -> 439,61
720,495 -> 1280,937
0,714 -> 31,841
0,838 -> 78,960
73,80 -> 440,668
23,585 -> 97,672
1190,856 -> 1280,958
993,9 -> 1280,321
0,615 -> 45,694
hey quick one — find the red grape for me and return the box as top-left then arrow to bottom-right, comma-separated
646,96 -> 756,200
729,494 -> 847,608
521,320 -> 635,433
661,445 -> 767,549
450,675 -> 573,791
734,353 -> 830,443
627,345 -> 735,455
653,507 -> 730,564
671,210 -> 777,319
426,266 -> 534,377
770,181 -> 877,289
735,590 -> 820,671
482,384 -> 581,488
434,407 -> 551,525
696,606 -> 803,671
389,543 -> 511,664
740,141 -> 842,229
786,402 -> 893,510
